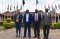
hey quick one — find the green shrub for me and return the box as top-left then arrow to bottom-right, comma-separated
51,22 -> 60,29
54,24 -> 60,29
0,21 -> 4,26
3,21 -> 15,29
3,21 -> 8,29
9,22 -> 15,27
5,18 -> 12,23
51,22 -> 56,29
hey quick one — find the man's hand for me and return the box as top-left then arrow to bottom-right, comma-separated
16,19 -> 19,23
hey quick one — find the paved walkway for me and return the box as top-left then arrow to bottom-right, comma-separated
0,28 -> 60,39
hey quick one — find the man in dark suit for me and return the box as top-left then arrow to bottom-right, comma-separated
23,9 -> 32,38
14,9 -> 22,38
42,9 -> 52,39
33,9 -> 42,39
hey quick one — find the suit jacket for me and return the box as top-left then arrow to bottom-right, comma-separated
23,13 -> 33,24
33,13 -> 42,24
42,12 -> 51,26
14,13 -> 22,24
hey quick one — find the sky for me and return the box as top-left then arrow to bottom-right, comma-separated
0,0 -> 60,13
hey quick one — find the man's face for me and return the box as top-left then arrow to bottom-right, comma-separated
26,10 -> 29,14
35,10 -> 38,13
45,9 -> 48,13
16,9 -> 20,14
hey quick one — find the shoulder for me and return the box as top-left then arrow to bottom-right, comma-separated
48,12 -> 51,15
33,13 -> 35,15
24,14 -> 26,17
29,13 -> 31,15
38,13 -> 40,16
29,13 -> 32,15
18,14 -> 21,16
14,14 -> 17,16
42,12 -> 45,15
24,14 -> 26,15
19,14 -> 22,15
32,14 -> 35,17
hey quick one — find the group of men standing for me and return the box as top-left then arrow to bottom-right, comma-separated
14,8 -> 52,39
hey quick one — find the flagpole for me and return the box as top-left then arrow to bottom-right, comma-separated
55,9 -> 56,23
36,4 -> 37,9
22,0 -> 25,23
58,13 -> 59,22
22,0 -> 25,16
22,5 -> 24,23
14,4 -> 15,19
4,3 -> 6,21
55,13 -> 56,23
2,2 -> 3,21
54,10 -> 56,23
7,4 -> 9,18
2,2 -> 3,20
10,5 -> 11,18
3,3 -> 4,21
3,3 -> 5,21
58,4 -> 60,23
36,0 -> 38,9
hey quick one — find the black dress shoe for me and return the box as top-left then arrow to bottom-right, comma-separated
43,38 -> 46,39
33,36 -> 36,38
46,38 -> 48,39
29,36 -> 31,38
19,36 -> 20,38
38,37 -> 40,39
23,36 -> 26,38
16,35 -> 18,38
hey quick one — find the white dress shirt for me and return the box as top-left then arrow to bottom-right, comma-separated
26,13 -> 29,22
46,12 -> 48,16
16,15 -> 19,20
16,14 -> 19,22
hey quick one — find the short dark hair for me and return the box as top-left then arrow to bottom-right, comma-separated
26,9 -> 29,13
38,10 -> 42,12
35,9 -> 38,13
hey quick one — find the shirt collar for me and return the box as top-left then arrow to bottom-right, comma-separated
26,13 -> 29,14
35,13 -> 38,15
